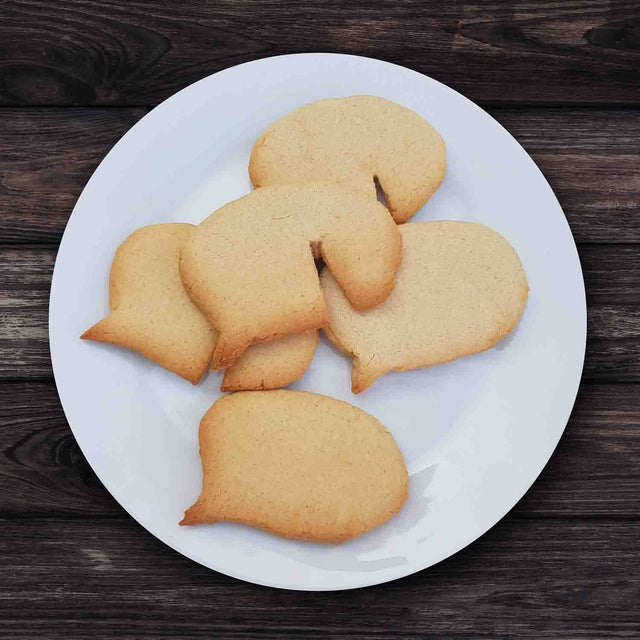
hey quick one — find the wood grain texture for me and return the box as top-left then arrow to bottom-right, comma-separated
2,244 -> 638,380
0,109 -> 146,243
492,109 -> 640,244
1,0 -> 639,106
1,381 -> 639,519
0,108 -> 639,244
0,382 -> 121,517
0,247 -> 54,379
0,517 -> 638,638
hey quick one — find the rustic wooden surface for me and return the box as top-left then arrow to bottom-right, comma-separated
1,1 -> 639,638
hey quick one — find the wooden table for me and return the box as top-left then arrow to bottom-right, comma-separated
1,2 -> 639,638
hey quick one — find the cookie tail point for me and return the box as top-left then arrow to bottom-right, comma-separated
179,499 -> 203,526
80,327 -> 95,341
80,316 -> 114,342
351,357 -> 387,394
180,500 -> 222,526
179,511 -> 195,526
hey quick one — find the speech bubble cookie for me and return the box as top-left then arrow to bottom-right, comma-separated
249,95 -> 446,223
179,183 -> 402,370
321,221 -> 529,393
180,390 -> 409,543
220,330 -> 319,392
82,224 -> 216,384
82,224 -> 319,389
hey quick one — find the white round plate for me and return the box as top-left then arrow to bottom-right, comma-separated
50,53 -> 586,591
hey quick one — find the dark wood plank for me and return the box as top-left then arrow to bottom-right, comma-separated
1,0 -> 639,106
582,245 -> 640,304
2,244 -> 638,380
0,108 -> 639,244
0,108 -> 146,244
512,383 -> 640,518
0,247 -> 54,379
493,109 -> 640,244
0,382 -> 121,517
1,381 -> 638,519
0,517 -> 638,638
583,337 -> 640,382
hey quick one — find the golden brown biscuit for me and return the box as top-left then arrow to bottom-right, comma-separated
249,95 -> 446,223
179,183 -> 402,370
82,224 -> 319,389
81,224 -> 215,384
321,221 -> 529,392
221,330 -> 318,391
180,390 -> 408,543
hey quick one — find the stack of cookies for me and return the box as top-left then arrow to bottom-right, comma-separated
82,96 -> 528,543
